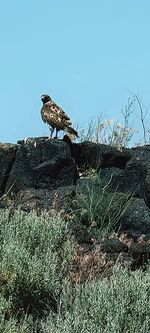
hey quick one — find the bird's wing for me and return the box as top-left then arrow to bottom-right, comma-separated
50,101 -> 71,122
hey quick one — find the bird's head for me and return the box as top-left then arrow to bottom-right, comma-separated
41,94 -> 51,104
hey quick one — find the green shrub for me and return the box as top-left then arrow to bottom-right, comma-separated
1,209 -> 150,332
0,313 -> 32,333
1,267 -> 150,332
0,210 -> 74,319
42,266 -> 150,333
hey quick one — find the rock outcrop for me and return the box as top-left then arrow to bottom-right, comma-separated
0,137 -> 77,213
1,137 -> 150,269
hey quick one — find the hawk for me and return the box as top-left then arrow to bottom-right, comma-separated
40,94 -> 78,139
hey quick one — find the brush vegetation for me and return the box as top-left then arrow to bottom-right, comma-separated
0,208 -> 150,333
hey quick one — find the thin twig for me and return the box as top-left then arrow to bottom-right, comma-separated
0,181 -> 16,201
102,174 -> 113,191
132,93 -> 146,144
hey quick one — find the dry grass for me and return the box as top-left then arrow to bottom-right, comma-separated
69,244 -> 129,283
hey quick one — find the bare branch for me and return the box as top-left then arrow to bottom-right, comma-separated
0,181 -> 16,201
129,93 -> 147,145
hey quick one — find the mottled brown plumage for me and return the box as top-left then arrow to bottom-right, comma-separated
40,94 -> 78,138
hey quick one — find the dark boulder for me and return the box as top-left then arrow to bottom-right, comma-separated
13,185 -> 76,214
0,143 -> 18,197
100,157 -> 147,197
143,163 -> 150,208
5,137 -> 77,194
72,141 -> 131,170
130,144 -> 150,161
130,242 -> 150,268
119,198 -> 150,239
100,239 -> 128,253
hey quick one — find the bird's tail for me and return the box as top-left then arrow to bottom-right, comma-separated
64,126 -> 79,137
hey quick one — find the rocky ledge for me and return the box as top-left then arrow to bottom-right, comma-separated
1,136 -> 150,271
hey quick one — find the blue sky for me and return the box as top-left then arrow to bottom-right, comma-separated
0,0 -> 150,144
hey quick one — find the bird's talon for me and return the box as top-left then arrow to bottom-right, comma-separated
45,137 -> 51,141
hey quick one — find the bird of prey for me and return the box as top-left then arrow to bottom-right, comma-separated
40,94 -> 78,139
